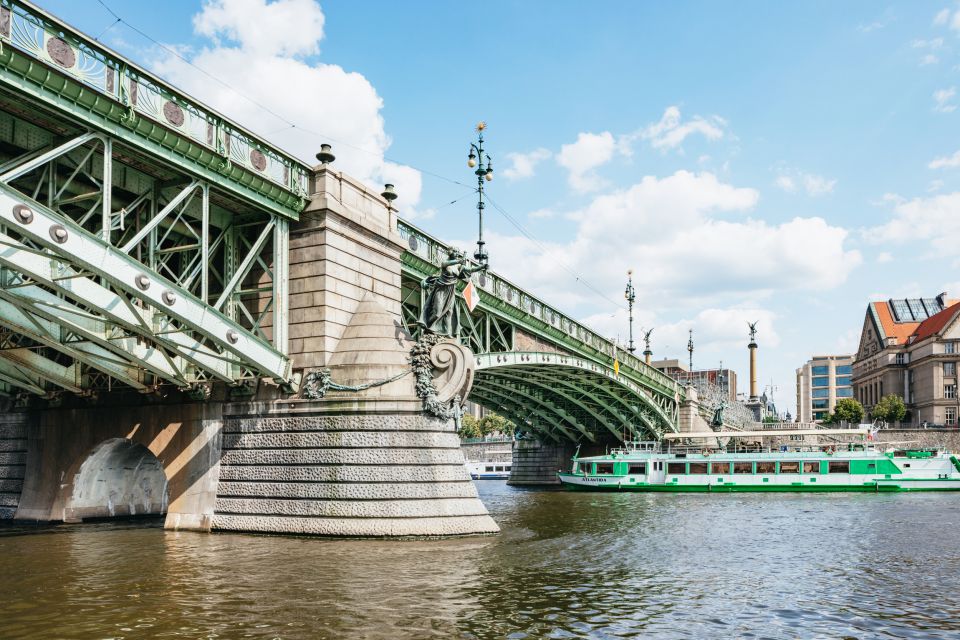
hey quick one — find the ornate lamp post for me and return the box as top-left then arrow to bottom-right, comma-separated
467,122 -> 494,265
624,269 -> 636,353
687,329 -> 694,372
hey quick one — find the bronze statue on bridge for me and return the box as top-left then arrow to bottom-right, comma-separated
418,248 -> 487,337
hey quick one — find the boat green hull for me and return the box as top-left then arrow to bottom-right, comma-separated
560,482 -> 960,493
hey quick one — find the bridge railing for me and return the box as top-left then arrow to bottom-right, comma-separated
397,219 -> 679,395
0,0 -> 310,197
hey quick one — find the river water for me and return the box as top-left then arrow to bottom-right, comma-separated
3,482 -> 960,639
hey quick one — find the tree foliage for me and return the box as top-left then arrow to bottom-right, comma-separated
872,394 -> 906,424
457,411 -> 515,439
826,398 -> 865,424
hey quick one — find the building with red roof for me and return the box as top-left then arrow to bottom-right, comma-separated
852,293 -> 960,426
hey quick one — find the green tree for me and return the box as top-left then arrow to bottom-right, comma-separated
872,394 -> 906,425
478,412 -> 514,436
826,398 -> 865,424
457,414 -> 481,439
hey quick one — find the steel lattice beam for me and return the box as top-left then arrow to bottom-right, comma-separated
0,185 -> 291,382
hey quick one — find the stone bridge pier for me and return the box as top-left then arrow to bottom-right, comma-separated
2,166 -> 498,537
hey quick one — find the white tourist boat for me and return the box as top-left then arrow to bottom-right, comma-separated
558,429 -> 960,492
466,460 -> 512,480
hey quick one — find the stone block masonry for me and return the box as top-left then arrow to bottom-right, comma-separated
213,407 -> 499,537
0,412 -> 31,519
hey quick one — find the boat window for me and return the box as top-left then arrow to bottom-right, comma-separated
688,462 -> 708,474
505,466 -> 511,471
495,466 -> 503,472
779,461 -> 800,473
733,462 -> 753,474
710,462 -> 730,474
755,461 -> 776,474
803,461 -> 820,473
627,463 -> 646,475
596,463 -> 614,475
579,462 -> 592,474
667,462 -> 686,475
485,466 -> 494,472
828,461 -> 850,473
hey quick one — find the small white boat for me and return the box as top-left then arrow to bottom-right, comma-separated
466,460 -> 512,480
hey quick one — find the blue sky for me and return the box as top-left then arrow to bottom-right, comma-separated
37,0 -> 960,415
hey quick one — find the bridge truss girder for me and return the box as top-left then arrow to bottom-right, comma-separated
473,359 -> 673,443
0,111 -> 293,396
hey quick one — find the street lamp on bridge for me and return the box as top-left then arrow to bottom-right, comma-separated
624,269 -> 636,353
467,122 -> 494,265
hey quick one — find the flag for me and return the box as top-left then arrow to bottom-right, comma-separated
463,280 -> 479,312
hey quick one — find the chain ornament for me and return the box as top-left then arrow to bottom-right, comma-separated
300,367 -> 411,400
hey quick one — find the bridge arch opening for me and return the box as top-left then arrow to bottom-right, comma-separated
64,438 -> 168,523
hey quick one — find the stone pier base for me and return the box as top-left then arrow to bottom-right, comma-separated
0,411 -> 32,520
508,439 -> 575,486
212,400 -> 499,537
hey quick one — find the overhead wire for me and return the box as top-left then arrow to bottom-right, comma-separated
92,0 -> 623,313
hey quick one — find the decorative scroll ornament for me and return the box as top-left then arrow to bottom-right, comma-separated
300,367 -> 411,400
410,333 -> 475,427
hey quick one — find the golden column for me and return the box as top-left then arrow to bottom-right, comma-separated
748,322 -> 759,401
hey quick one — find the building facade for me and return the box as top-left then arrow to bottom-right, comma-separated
650,359 -> 738,403
852,295 -> 960,427
795,355 -> 854,423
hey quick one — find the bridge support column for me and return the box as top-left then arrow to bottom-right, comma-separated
508,438 -> 575,486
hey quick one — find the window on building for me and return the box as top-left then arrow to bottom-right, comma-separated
779,461 -> 800,473
946,385 -> 957,400
813,399 -> 829,409
836,376 -> 852,387
688,462 -> 708,474
812,376 -> 830,387
667,462 -> 687,475
812,388 -> 829,398
813,411 -> 827,421
947,407 -> 957,427
836,388 -> 854,398
836,365 -> 853,375
946,342 -> 956,355
945,362 -> 957,377
896,353 -> 905,365
812,366 -> 829,375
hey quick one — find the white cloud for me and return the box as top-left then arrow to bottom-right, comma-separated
802,174 -> 837,196
487,171 -> 859,313
637,106 -> 726,151
929,149 -> 960,168
934,87 -> 957,113
152,0 -> 423,209
865,192 -> 960,251
556,132 -> 617,192
774,168 -> 836,196
528,207 -> 556,219
929,179 -> 945,192
503,148 -> 551,181
934,8 -> 951,26
913,37 -> 945,49
192,0 -> 325,56
921,54 -> 940,66
774,175 -> 796,193
877,251 -> 893,264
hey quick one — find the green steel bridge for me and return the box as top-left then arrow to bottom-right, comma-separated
0,0 -> 683,442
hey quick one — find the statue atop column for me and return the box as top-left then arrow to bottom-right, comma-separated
418,248 -> 487,337
748,321 -> 758,343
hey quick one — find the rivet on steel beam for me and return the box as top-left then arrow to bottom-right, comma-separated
13,204 -> 33,224
135,274 -> 151,291
226,329 -> 239,345
162,290 -> 177,305
49,225 -> 68,243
